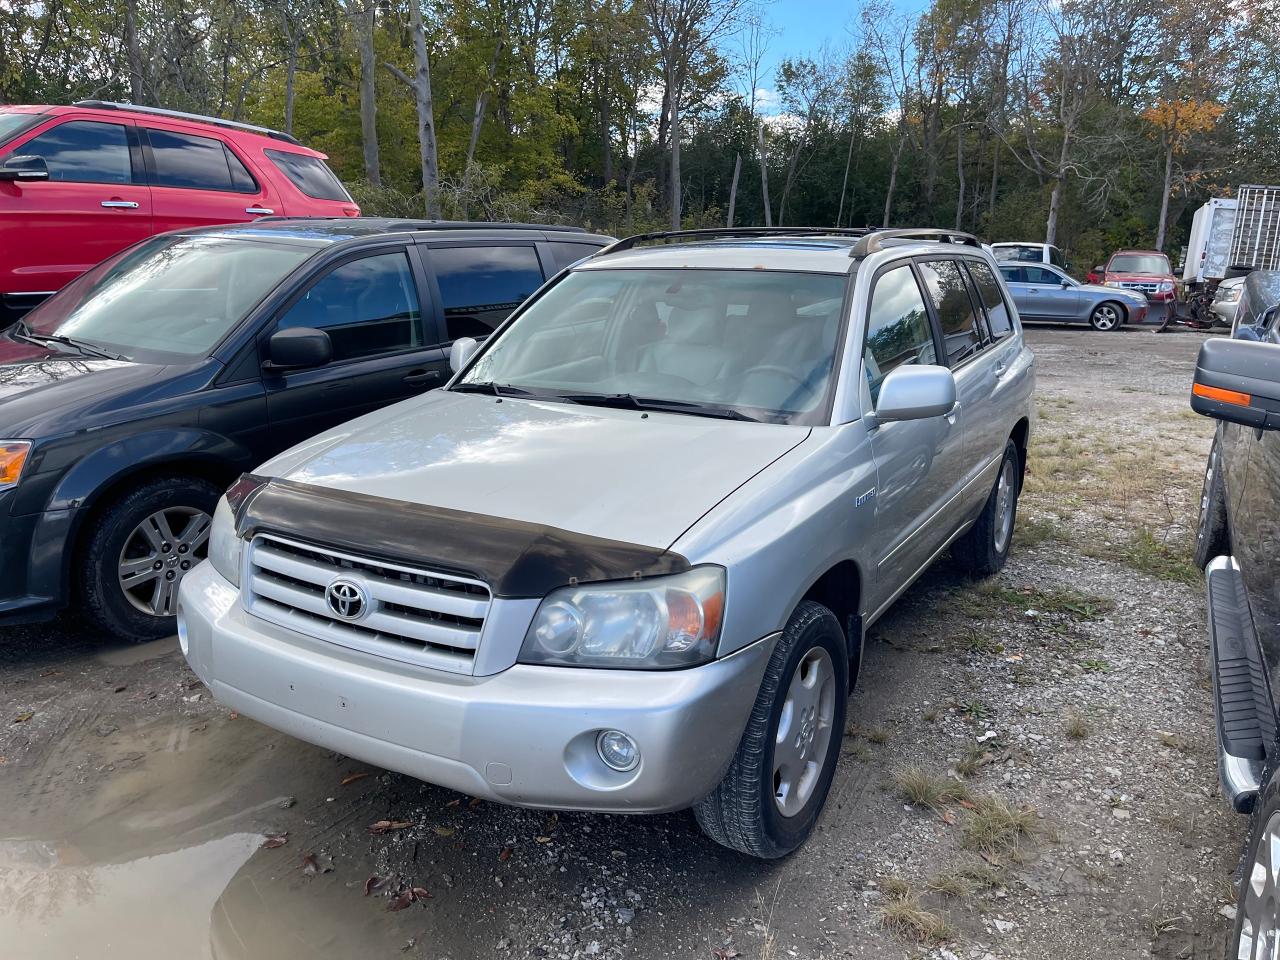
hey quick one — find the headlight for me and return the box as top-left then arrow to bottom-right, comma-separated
1159,280 -> 1174,292
208,495 -> 242,587
1104,281 -> 1123,288
0,441 -> 31,491
1219,286 -> 1242,304
519,566 -> 725,669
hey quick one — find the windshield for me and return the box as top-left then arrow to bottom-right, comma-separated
1108,254 -> 1171,276
0,112 -> 41,147
21,234 -> 315,362
458,268 -> 848,424
993,244 -> 1043,263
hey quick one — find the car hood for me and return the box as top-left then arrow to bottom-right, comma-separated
1078,283 -> 1147,301
259,390 -> 811,549
1104,272 -> 1174,283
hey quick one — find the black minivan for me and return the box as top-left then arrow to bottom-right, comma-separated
0,219 -> 610,639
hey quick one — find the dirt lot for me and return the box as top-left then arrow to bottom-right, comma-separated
0,325 -> 1240,960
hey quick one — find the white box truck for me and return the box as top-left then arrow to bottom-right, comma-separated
1184,197 -> 1237,288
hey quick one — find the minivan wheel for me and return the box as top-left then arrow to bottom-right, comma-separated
694,600 -> 848,859
1089,302 -> 1123,331
80,476 -> 221,641
1194,436 -> 1230,570
953,439 -> 1021,577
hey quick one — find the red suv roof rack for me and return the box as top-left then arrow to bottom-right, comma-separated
72,100 -> 302,145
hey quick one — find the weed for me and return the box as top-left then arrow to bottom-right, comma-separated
962,794 -> 1038,857
866,726 -> 890,745
893,766 -> 970,809
925,872 -> 974,898
1080,658 -> 1111,673
1015,514 -> 1067,549
879,895 -> 953,944
953,747 -> 988,779
959,699 -> 994,723
1064,709 -> 1090,740
882,875 -> 912,900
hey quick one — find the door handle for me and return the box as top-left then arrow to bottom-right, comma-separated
245,206 -> 274,215
100,200 -> 139,209
403,369 -> 441,386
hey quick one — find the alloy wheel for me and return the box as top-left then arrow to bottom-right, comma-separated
773,646 -> 836,818
993,457 -> 1016,554
1238,810 -> 1280,959
117,507 -> 212,617
1091,305 -> 1120,330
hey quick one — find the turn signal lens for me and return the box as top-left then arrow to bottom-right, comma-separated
0,441 -> 31,490
1193,382 -> 1252,407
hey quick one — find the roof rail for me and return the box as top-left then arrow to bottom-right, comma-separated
848,228 -> 984,257
597,226 -> 872,257
72,100 -> 302,145
250,216 -> 588,233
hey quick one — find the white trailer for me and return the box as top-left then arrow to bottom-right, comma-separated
1183,198 -> 1237,286
1230,185 -> 1280,273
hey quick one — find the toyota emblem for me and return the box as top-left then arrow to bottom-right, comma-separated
325,577 -> 367,620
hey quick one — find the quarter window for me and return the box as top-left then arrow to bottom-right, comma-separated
918,259 -> 983,365
147,129 -> 257,193
17,120 -> 132,184
968,261 -> 1014,338
277,252 -> 422,361
550,241 -> 602,270
431,245 -> 545,341
863,265 -> 938,405
266,149 -> 351,201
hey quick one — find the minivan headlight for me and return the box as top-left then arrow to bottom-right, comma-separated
0,441 -> 31,490
519,567 -> 725,669
208,495 -> 242,588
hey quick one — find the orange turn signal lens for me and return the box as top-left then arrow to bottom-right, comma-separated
0,441 -> 31,488
1193,382 -> 1252,407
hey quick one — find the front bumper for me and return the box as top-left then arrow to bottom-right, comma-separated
0,497 -> 73,624
178,562 -> 775,813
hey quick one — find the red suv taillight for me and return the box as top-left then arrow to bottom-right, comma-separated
342,206 -> 361,218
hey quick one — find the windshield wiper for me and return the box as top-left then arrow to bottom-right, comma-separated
450,381 -> 533,397
551,392 -> 761,422
14,324 -> 128,362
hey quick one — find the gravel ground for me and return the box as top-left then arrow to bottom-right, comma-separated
0,324 -> 1239,960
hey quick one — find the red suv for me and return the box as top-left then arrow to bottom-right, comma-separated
0,101 -> 359,322
1086,249 -> 1177,320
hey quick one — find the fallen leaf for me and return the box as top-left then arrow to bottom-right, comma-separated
364,875 -> 388,896
939,810 -> 958,825
958,798 -> 978,810
261,833 -> 289,849
302,853 -> 320,875
367,820 -> 414,835
387,889 -> 415,912
410,886 -> 431,901
445,798 -> 462,809
468,797 -> 483,809
534,836 -> 552,844
499,846 -> 513,862
12,712 -> 33,724
341,772 -> 371,786
433,825 -> 455,838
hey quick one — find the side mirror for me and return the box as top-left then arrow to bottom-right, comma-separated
449,336 -> 478,373
0,155 -> 49,182
1060,280 -> 1071,288
1191,338 -> 1280,429
873,365 -> 957,424
264,327 -> 332,372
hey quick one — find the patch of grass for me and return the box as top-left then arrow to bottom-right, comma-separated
1080,658 -> 1112,673
1109,527 -> 1201,585
953,747 -> 989,779
961,794 -> 1038,858
955,628 -> 1004,655
950,582 -> 1113,622
1064,709 -> 1090,740
893,766 -> 970,809
879,894 -> 953,944
865,725 -> 890,745
882,875 -> 913,900
959,699 -> 995,723
925,871 -> 975,898
1015,514 -> 1068,550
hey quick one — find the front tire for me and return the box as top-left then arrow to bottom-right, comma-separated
953,439 -> 1021,577
694,601 -> 848,859
79,476 -> 221,641
1195,436 -> 1230,570
1231,753 -> 1280,959
1089,302 -> 1123,331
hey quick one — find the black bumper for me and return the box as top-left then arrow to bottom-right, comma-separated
0,493 -> 74,624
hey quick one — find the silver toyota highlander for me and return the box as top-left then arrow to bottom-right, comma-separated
177,227 -> 1036,858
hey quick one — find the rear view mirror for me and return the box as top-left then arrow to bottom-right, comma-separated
264,327 -> 332,371
0,155 -> 49,182
874,365 -> 957,424
449,336 -> 478,373
1191,338 -> 1280,430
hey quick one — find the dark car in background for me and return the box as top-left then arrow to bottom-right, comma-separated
0,218 -> 610,639
0,101 -> 360,325
1190,270 -> 1280,958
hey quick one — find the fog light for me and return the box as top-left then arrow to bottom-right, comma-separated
596,730 -> 640,772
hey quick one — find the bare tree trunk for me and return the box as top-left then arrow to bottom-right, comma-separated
1155,139 -> 1174,249
955,127 -> 966,231
757,122 -> 772,227
726,153 -> 741,226
779,142 -> 802,227
125,0 -> 144,103
357,0 -> 381,188
1045,134 -> 1071,246
624,114 -> 639,230
883,135 -> 905,227
466,39 -> 504,178
988,138 -> 1000,220
283,35 -> 300,135
837,123 -> 858,228
667,73 -> 681,229
384,2 -> 440,217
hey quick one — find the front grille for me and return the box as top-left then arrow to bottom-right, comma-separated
244,533 -> 490,674
1117,280 -> 1161,295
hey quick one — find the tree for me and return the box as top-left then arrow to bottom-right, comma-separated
385,0 -> 441,217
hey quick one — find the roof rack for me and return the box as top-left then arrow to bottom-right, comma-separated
250,216 -> 587,233
597,226 -> 872,256
72,100 -> 302,145
848,228 -> 983,257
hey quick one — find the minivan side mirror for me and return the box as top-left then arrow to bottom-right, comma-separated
449,336 -> 478,373
0,155 -> 49,182
264,327 -> 332,372
873,365 -> 957,424
1191,338 -> 1280,430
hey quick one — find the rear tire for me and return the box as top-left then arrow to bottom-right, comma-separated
694,601 -> 848,859
953,440 -> 1021,577
79,476 -> 221,641
1230,748 -> 1280,959
1089,302 -> 1123,331
1194,436 -> 1230,570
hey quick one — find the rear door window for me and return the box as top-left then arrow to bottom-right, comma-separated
1022,266 -> 1060,285
265,149 -> 351,201
16,120 -> 132,184
277,251 -> 423,361
917,259 -> 984,365
967,261 -> 1014,339
863,265 -> 938,405
147,128 -> 256,193
430,245 -> 545,341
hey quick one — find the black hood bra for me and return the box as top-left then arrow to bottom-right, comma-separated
235,475 -> 691,599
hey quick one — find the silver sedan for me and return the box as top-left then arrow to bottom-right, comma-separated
998,262 -> 1149,330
